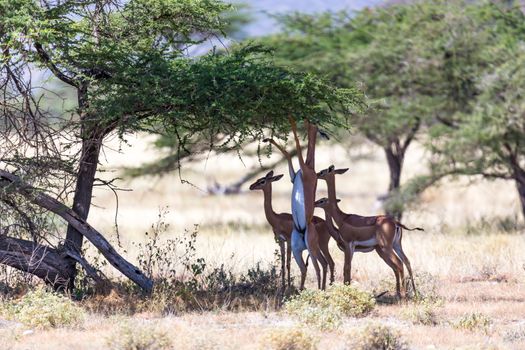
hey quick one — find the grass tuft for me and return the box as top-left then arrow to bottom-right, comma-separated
453,312 -> 493,334
1,287 -> 84,329
261,327 -> 318,350
349,323 -> 408,350
284,283 -> 374,330
106,321 -> 172,350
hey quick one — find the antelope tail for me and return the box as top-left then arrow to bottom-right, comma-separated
395,221 -> 424,231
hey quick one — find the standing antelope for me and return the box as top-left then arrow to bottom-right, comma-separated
316,165 -> 422,299
264,118 -> 327,289
249,170 -> 340,290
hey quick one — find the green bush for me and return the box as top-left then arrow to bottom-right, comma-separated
284,284 -> 375,330
453,312 -> 493,334
1,287 -> 84,329
262,327 -> 318,350
350,323 -> 408,350
106,321 -> 172,350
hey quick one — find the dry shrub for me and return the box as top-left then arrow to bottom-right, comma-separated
284,284 -> 374,330
348,323 -> 408,350
1,287 -> 84,329
401,298 -> 439,325
503,323 -> 525,343
106,321 -> 172,350
453,312 -> 493,334
262,327 -> 318,350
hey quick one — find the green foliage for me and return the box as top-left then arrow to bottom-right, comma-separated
1,287 -> 84,329
262,327 -> 318,350
106,321 -> 172,350
454,312 -> 493,334
259,4 -> 437,147
94,44 -> 362,148
1,0 -> 359,164
284,284 -> 375,330
429,44 -> 525,180
349,323 -> 408,350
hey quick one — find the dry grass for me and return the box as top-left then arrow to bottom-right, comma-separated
1,135 -> 524,349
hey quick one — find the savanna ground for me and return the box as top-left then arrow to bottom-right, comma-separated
1,135 -> 525,350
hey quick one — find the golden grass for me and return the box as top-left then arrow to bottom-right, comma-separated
2,135 -> 525,349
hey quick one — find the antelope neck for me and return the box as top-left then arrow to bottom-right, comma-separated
322,208 -> 336,231
326,176 -> 346,225
262,185 -> 279,225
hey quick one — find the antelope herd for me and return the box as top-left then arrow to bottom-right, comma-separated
250,119 -> 423,299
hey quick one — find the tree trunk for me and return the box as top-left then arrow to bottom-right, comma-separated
384,144 -> 405,219
515,175 -> 525,222
64,131 -> 103,290
0,170 -> 153,293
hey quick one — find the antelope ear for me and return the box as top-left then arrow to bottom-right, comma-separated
272,174 -> 284,181
335,168 -> 349,174
265,170 -> 274,178
336,199 -> 341,203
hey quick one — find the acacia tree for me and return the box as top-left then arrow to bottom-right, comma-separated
388,1 -> 525,220
0,0 -> 360,291
429,46 -> 525,219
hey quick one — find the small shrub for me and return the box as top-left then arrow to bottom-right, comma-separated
454,312 -> 493,334
411,272 -> 441,302
350,323 -> 408,350
284,284 -> 374,330
401,299 -> 439,325
503,324 -> 525,343
262,327 -> 318,350
1,287 -> 84,329
106,321 -> 172,350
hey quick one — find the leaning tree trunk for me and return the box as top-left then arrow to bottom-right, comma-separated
384,144 -> 405,220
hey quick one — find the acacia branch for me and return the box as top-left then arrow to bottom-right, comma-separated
34,42 -> 79,88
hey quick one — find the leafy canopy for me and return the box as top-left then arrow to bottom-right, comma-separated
1,0 -> 362,155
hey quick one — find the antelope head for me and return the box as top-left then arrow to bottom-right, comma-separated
249,170 -> 284,190
314,197 -> 341,208
316,165 -> 349,180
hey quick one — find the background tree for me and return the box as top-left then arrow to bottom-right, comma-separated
388,0 -> 525,221
0,0 -> 361,291
429,45 -> 525,219
256,0 -> 525,221
256,7 -> 441,219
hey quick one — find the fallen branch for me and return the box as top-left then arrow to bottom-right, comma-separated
0,170 -> 153,293
0,233 -> 71,286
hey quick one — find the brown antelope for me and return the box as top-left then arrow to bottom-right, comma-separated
316,165 -> 422,299
249,170 -> 341,290
264,118 -> 327,289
